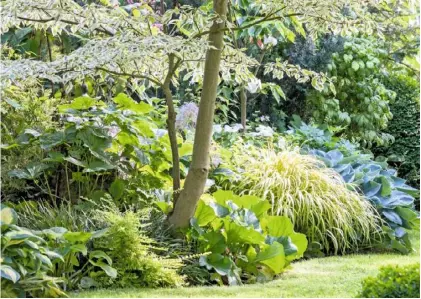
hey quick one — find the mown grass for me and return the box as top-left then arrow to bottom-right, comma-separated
71,231 -> 420,298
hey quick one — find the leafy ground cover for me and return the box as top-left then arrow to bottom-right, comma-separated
71,233 -> 420,298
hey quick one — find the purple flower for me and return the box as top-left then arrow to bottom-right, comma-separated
176,102 -> 199,130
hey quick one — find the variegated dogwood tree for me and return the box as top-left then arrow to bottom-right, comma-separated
1,0 -> 384,229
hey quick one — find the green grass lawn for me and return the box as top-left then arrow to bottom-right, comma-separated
72,231 -> 420,298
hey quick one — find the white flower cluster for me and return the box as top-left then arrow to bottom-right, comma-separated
175,102 -> 199,130
248,125 -> 274,137
213,123 -> 244,134
246,78 -> 262,94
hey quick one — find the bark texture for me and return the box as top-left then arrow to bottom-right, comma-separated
168,0 -> 227,229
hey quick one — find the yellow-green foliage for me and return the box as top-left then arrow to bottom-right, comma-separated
93,208 -> 185,288
228,147 -> 381,254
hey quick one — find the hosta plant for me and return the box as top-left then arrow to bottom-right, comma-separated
0,205 -> 66,298
309,149 -> 419,253
189,190 -> 307,285
219,146 -> 381,254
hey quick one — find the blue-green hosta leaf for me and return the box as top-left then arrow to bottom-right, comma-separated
342,171 -> 355,183
334,163 -> 351,173
256,242 -> 285,274
194,200 -> 216,226
326,150 -> 344,165
5,229 -> 44,241
382,210 -> 402,225
362,181 -> 381,198
208,202 -> 229,218
0,265 -> 20,283
1,205 -> 18,225
394,227 -> 407,238
230,208 -> 261,231
397,185 -> 420,197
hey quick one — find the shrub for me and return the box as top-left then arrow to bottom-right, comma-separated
307,37 -> 396,146
190,190 -> 307,285
357,263 -> 420,298
92,206 -> 185,288
222,146 -> 381,254
374,74 -> 420,192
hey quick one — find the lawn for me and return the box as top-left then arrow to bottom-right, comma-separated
72,231 -> 420,298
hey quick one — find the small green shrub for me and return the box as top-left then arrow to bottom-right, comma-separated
92,206 -> 185,288
358,263 -> 420,298
222,146 -> 381,254
374,74 -> 420,192
190,190 -> 307,285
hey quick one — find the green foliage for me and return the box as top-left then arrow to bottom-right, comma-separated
373,74 -> 420,191
310,148 -> 419,254
357,263 -> 420,298
307,37 -> 396,146
39,226 -> 116,291
190,190 -> 307,285
219,145 -> 381,254
92,207 -> 185,288
0,204 -> 66,298
5,94 -> 183,203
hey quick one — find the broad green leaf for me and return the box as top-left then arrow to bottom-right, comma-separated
90,261 -> 117,278
0,265 -> 21,283
89,250 -> 112,265
35,253 -> 53,267
113,93 -> 152,114
133,119 -> 155,137
194,200 -> 216,226
71,244 -> 88,255
109,179 -> 125,200
83,160 -> 115,173
58,96 -> 96,112
64,156 -> 87,167
224,220 -> 265,245
199,253 -> 232,276
261,216 -> 294,237
202,231 -> 226,254
155,202 -> 173,215
64,231 -> 92,243
256,242 -> 285,274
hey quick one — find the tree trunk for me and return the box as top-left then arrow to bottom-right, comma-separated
240,87 -> 247,133
168,0 -> 227,229
163,54 -> 181,202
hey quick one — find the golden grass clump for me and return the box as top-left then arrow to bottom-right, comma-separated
231,148 -> 381,254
